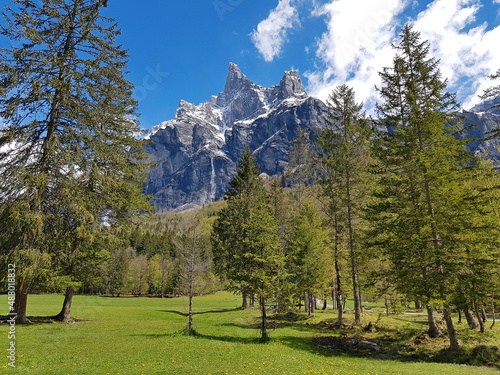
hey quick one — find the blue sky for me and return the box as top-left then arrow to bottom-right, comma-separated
3,1 -> 500,130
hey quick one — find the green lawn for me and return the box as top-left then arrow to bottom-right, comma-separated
0,292 -> 498,375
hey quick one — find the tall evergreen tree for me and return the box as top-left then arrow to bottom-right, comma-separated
449,157 -> 500,333
286,202 -> 329,316
0,0 -> 151,322
286,127 -> 314,211
211,146 -> 282,341
368,24 -> 479,349
317,84 -> 372,324
269,179 -> 294,312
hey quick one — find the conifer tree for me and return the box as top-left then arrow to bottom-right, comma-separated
317,84 -> 372,324
286,202 -> 329,316
269,179 -> 293,312
286,127 -> 314,211
368,25 -> 479,349
211,146 -> 282,341
0,0 -> 151,322
450,157 -> 500,333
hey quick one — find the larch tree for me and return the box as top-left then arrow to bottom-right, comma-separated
368,24 -> 479,350
0,0 -> 151,323
449,156 -> 500,333
269,179 -> 294,312
286,202 -> 329,316
211,146 -> 282,341
286,127 -> 314,211
175,221 -> 212,333
317,84 -> 372,324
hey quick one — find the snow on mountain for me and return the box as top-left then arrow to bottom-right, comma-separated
143,63 -> 326,212
142,62 -> 500,212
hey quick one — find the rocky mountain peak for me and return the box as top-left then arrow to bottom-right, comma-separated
144,64 -> 329,212
175,99 -> 196,119
223,62 -> 252,94
470,97 -> 500,115
143,63 -> 500,212
279,70 -> 307,100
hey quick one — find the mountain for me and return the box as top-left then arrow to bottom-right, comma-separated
143,63 -> 500,212
143,63 -> 327,212
462,104 -> 500,164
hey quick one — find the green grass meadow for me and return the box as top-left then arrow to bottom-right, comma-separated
0,292 -> 498,375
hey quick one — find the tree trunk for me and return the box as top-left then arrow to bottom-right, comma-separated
427,306 -> 442,337
14,280 -> 30,324
474,301 -> 485,333
464,309 -> 479,329
304,292 -> 310,316
415,299 -> 421,311
348,224 -> 361,322
385,296 -> 390,316
443,308 -> 460,350
54,288 -> 74,322
322,295 -> 327,310
259,296 -> 268,341
188,293 -> 193,331
457,309 -> 462,324
346,169 -> 361,324
242,289 -> 248,309
250,293 -> 255,308
490,295 -> 496,331
334,237 -> 343,325
332,282 -> 337,310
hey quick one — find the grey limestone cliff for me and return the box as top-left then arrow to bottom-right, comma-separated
143,63 -> 500,212
144,63 -> 326,212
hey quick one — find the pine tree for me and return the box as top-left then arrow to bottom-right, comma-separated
0,0 -> 151,322
211,146 -> 282,341
286,202 -> 330,316
286,127 -> 314,211
317,84 -> 372,324
368,24 -> 479,349
449,156 -> 500,333
269,179 -> 294,312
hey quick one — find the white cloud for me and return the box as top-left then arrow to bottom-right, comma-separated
250,0 -> 300,62
412,0 -> 500,109
306,0 -> 500,112
305,0 -> 408,111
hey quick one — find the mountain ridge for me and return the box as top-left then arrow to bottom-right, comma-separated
143,63 -> 326,212
143,63 -> 500,212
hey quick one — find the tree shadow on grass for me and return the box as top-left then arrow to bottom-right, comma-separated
214,313 -> 500,369
0,315 -> 94,325
159,307 -> 242,318
132,330 -> 259,344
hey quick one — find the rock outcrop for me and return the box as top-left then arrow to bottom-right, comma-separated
144,63 -> 327,211
143,63 -> 500,212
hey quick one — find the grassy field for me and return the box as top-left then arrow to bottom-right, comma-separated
0,292 -> 498,375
